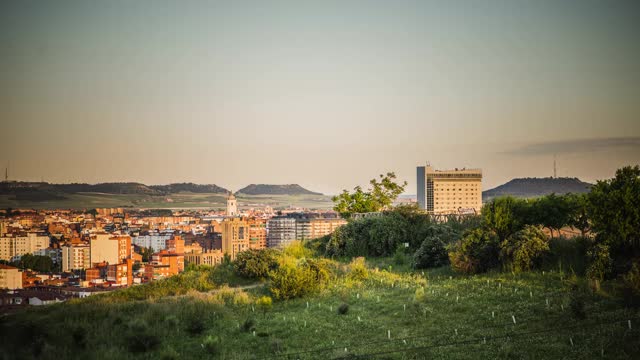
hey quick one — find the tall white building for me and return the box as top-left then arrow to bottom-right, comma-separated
0,233 -> 50,261
226,192 -> 238,217
417,164 -> 483,214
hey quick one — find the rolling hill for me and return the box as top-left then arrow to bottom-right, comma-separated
237,184 -> 323,196
483,177 -> 592,201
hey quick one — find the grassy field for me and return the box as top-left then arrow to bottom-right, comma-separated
1,262 -> 638,359
0,193 -> 334,210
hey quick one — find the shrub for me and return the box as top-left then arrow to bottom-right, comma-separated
413,235 -> 449,269
393,247 -> 408,266
586,243 -> 612,280
621,262 -> 640,308
186,317 -> 206,335
337,303 -> 349,315
256,296 -> 273,317
448,228 -> 500,274
126,332 -> 161,353
269,262 -> 318,300
202,335 -> 220,355
414,287 -> 426,302
234,249 -> 279,279
348,257 -> 369,281
544,236 -> 589,275
500,225 -> 549,272
241,318 -> 256,333
569,286 -> 587,319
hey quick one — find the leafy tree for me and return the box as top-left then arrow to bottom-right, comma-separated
332,172 -> 407,218
500,225 -> 549,272
15,254 -> 54,273
448,228 -> 500,274
413,225 -> 459,269
482,197 -> 529,241
255,296 -> 273,318
140,247 -> 154,263
565,193 -> 591,237
234,249 -> 279,279
587,165 -> 640,263
529,194 -> 572,238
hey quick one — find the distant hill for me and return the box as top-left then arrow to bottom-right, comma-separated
237,184 -> 323,196
0,181 -> 228,202
483,177 -> 592,201
149,183 -> 228,194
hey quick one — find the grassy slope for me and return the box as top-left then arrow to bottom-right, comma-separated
0,193 -> 333,210
1,263 -> 638,359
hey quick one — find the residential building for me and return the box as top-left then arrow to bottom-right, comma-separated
0,233 -> 50,261
221,218 -> 249,259
0,264 -> 22,290
247,218 -> 267,250
184,249 -> 225,266
61,243 -> 91,272
107,259 -> 133,286
267,217 -> 297,248
90,234 -> 131,266
417,164 -> 482,214
132,234 -> 172,252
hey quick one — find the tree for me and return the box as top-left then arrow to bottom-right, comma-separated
332,172 -> 407,218
255,296 -> 273,318
481,197 -> 529,242
448,228 -> 500,274
587,165 -> 640,263
529,194 -> 572,238
565,193 -> 591,237
140,247 -> 154,263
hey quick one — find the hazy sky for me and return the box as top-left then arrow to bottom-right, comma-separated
1,0 -> 639,195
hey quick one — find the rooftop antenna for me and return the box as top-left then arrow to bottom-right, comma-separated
553,154 -> 557,179
4,161 -> 8,182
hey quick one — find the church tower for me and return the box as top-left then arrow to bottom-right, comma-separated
226,192 -> 238,217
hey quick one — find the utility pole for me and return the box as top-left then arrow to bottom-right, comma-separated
553,154 -> 557,179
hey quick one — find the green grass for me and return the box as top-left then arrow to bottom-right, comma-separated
1,264 -> 638,359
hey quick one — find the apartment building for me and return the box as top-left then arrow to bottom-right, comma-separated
295,216 -> 346,240
0,264 -> 22,290
90,233 -> 131,266
417,164 -> 482,214
0,233 -> 50,261
266,217 -> 297,248
61,243 -> 91,272
132,233 -> 172,252
184,250 -> 225,266
247,218 -> 267,250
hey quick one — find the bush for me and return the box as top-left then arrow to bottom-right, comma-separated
448,228 -> 500,274
256,296 -> 273,317
337,303 -> 349,315
414,287 -> 426,302
202,335 -> 220,355
126,332 -> 161,353
347,257 -> 369,281
586,243 -> 612,280
393,247 -> 408,266
544,236 -> 589,275
621,262 -> 640,308
269,262 -> 319,300
186,317 -> 206,335
569,286 -> 587,319
241,318 -> 256,333
413,235 -> 449,269
234,249 -> 279,279
500,225 -> 549,272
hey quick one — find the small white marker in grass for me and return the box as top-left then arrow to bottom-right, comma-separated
629,320 -> 632,330
358,316 -> 361,322
403,304 -> 406,311
330,305 -> 333,311
377,296 -> 380,302
388,330 -> 391,339
332,341 -> 335,345
483,337 -> 486,344
253,331 -> 256,336
512,315 -> 517,324
570,337 -> 573,346
456,295 -> 459,302
455,329 -> 458,336
252,306 -> 255,312
529,291 -> 532,298
561,305 -> 564,311
492,311 -> 495,318
304,321 -> 306,327
546,298 -> 549,307
345,347 -> 348,352
357,293 -> 360,299
403,339 -> 407,345
306,301 -> 309,309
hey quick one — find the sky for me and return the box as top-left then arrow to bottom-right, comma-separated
1,0 -> 639,195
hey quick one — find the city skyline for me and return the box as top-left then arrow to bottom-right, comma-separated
2,1 -> 639,195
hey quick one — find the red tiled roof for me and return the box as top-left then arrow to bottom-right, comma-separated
0,264 -> 18,270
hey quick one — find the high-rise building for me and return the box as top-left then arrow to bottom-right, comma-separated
247,218 -> 267,250
417,164 -> 482,214
226,192 -> 238,217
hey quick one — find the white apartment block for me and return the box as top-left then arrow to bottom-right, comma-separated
0,233 -> 50,261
